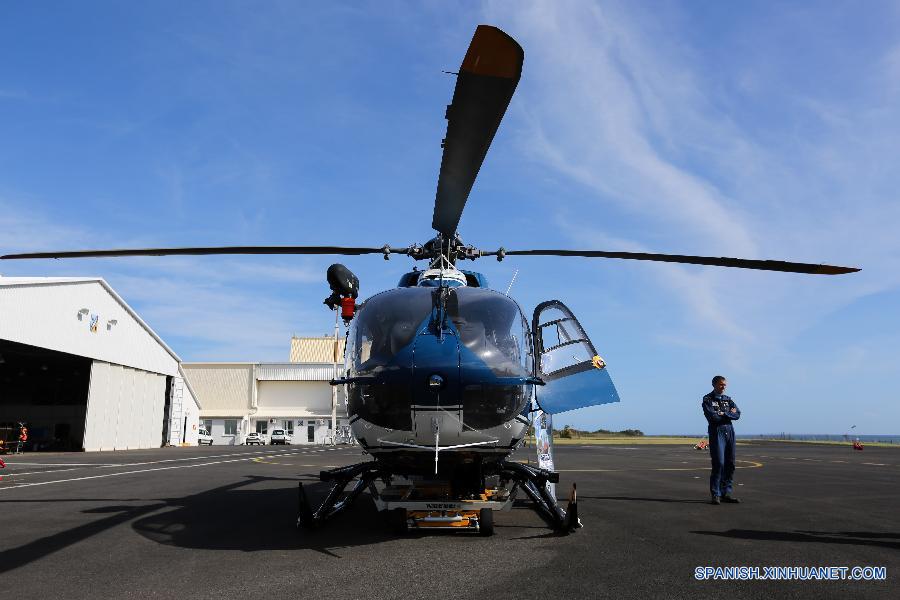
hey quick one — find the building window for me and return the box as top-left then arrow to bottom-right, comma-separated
224,420 -> 237,435
256,420 -> 268,435
283,420 -> 294,435
204,419 -> 213,433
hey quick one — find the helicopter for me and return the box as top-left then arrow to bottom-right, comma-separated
1,25 -> 858,535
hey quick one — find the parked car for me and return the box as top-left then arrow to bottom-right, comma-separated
245,432 -> 265,445
269,429 -> 292,445
197,428 -> 213,446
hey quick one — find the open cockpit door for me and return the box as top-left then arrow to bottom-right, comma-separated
532,300 -> 620,414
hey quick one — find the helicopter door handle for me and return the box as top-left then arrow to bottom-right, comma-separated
525,376 -> 546,386
329,376 -> 376,386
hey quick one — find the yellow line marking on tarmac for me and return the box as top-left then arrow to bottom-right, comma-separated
252,457 -> 287,465
251,457 -> 341,467
558,460 -> 764,473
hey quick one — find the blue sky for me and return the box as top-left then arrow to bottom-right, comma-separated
2,1 -> 898,434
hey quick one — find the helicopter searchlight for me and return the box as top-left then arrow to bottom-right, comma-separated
1,25 -> 859,536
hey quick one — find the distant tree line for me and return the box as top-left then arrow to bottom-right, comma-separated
555,425 -> 644,438
523,425 -> 645,438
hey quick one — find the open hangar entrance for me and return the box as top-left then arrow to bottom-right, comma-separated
0,339 -> 92,451
0,276 -> 185,451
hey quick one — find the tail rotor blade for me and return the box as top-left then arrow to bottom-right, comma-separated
432,25 -> 524,237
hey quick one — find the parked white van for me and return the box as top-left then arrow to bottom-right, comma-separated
270,429 -> 292,445
198,428 -> 213,446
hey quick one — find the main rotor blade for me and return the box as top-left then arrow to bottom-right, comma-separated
432,25 -> 524,237
1,246 -> 393,260
501,249 -> 859,275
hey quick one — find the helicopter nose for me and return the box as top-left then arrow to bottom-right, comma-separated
427,374 -> 444,390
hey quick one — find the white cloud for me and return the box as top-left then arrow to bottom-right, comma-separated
492,1 -> 758,254
486,0 -> 900,364
1,200 -> 326,361
0,199 -> 93,254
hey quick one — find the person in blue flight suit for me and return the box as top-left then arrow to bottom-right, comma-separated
702,375 -> 741,505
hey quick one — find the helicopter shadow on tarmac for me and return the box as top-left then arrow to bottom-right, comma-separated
130,474 -> 551,556
128,475 -> 403,558
0,497 -> 167,575
0,475 -> 403,572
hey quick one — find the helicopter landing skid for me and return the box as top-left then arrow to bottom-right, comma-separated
297,460 -> 580,535
296,461 -> 385,529
499,460 -> 581,534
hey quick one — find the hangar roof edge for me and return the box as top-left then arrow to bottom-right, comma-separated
0,276 -> 181,364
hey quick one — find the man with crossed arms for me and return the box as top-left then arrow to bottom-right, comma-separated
702,375 -> 741,505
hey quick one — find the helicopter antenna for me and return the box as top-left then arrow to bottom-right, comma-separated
505,269 -> 519,296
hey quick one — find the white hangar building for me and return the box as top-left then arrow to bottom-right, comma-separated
182,359 -> 348,445
0,276 -> 201,451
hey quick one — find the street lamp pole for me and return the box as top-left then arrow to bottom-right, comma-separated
331,305 -> 339,446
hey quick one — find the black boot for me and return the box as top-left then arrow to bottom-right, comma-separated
721,495 -> 741,503
710,495 -> 720,505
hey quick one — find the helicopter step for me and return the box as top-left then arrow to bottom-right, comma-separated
296,459 -> 581,535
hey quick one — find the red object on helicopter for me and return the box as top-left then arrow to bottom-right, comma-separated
340,296 -> 356,321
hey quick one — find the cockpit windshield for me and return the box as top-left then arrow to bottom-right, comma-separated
346,288 -> 433,373
448,288 -> 531,376
345,286 -> 531,376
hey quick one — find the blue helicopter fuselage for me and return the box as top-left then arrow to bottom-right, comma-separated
341,269 -> 619,477
344,277 -> 534,437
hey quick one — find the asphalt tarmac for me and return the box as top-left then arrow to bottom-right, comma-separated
1,441 -> 897,599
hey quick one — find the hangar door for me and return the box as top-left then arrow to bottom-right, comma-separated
83,361 -> 167,451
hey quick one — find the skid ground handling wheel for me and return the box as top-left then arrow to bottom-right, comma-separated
296,460 -> 581,536
391,506 -> 494,535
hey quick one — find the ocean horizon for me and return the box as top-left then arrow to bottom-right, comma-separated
666,433 -> 900,443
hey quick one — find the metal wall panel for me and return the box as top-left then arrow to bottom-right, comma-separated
256,363 -> 345,381
289,337 -> 345,363
0,280 -> 178,376
180,364 -> 254,413
256,380 -> 336,416
83,360 -> 166,451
